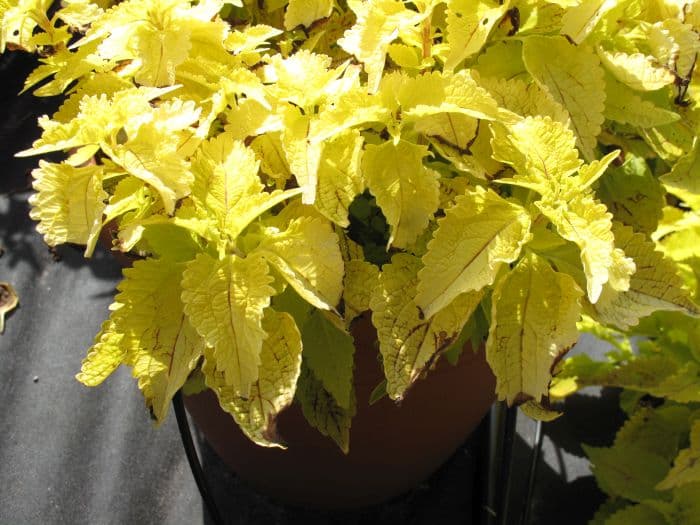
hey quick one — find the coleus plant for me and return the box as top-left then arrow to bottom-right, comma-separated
551,205 -> 700,524
2,0 -> 699,453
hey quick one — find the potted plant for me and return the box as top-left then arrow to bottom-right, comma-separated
3,0 -> 699,510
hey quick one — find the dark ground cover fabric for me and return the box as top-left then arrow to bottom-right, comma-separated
1,50 -> 616,525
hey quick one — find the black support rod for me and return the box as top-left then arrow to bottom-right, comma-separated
173,391 -> 226,525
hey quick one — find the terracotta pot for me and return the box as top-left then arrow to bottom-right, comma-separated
184,313 -> 496,509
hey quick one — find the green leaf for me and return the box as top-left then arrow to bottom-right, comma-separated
589,499 -> 631,525
416,186 -> 531,319
556,352 -> 700,403
604,504 -> 669,525
520,400 -> 563,422
487,253 -> 583,405
363,139 -> 440,249
296,362 -> 356,453
656,420 -> 700,490
597,153 -> 665,235
523,36 -> 606,160
604,75 -> 681,128
615,405 -> 691,461
141,223 -> 201,262
203,309 -> 303,448
29,161 -> 106,257
181,252 -> 275,397
660,140 -> 700,211
585,443 -> 670,502
664,483 -> 700,525
370,253 -> 483,401
300,309 -> 356,409
473,40 -> 526,81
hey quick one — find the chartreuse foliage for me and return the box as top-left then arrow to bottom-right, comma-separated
552,169 -> 700,522
5,0 -> 700,452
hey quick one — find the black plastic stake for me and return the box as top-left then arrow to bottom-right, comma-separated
521,420 -> 543,525
481,403 -> 518,525
173,391 -> 226,525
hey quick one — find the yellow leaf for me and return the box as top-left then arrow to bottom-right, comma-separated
479,77 -> 570,127
29,161 -> 106,257
415,113 -> 478,150
371,254 -> 483,400
281,105 -> 324,205
203,309 -> 303,448
1,0 -> 53,52
487,253 -> 583,405
181,252 -> 275,396
311,86 -> 389,143
491,116 -> 582,195
343,259 -> 380,325
593,225 -> 700,329
338,0 -> 427,92
416,187 -> 532,319
523,36 -> 605,160
316,130 -> 365,227
80,259 -> 204,423
444,0 -> 511,71
400,70 -> 502,123
560,0 -> 617,44
249,133 -> 292,185
284,0 -> 333,30
538,192 -> 633,303
267,50 -> 341,109
191,132 -> 302,250
83,0 -> 193,87
76,320 -> 126,387
256,216 -> 344,311
363,139 -> 440,248
106,121 -> 194,215
597,48 -> 676,91
224,98 -> 282,141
